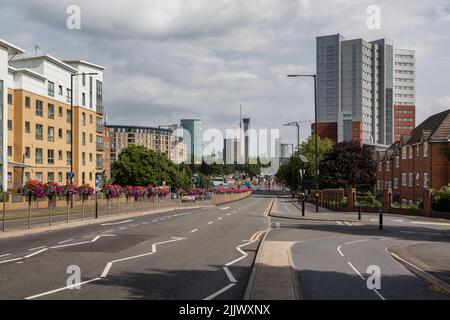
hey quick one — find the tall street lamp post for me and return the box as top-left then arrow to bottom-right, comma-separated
70,72 -> 98,184
287,74 -> 319,212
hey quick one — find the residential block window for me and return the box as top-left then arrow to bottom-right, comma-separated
402,173 -> 407,187
89,114 -> 93,124
7,120 -> 12,131
58,172 -> 63,183
82,73 -> 86,86
36,124 -> 43,140
82,132 -> 86,146
82,152 -> 86,166
48,126 -> 55,142
58,150 -> 63,161
396,156 -> 400,168
48,149 -> 54,164
59,106 -> 63,117
89,133 -> 93,143
82,93 -> 86,106
409,173 -> 413,187
416,172 -> 420,186
25,96 -> 31,108
66,130 -> 72,144
58,128 -> 63,139
401,147 -> 406,160
25,172 -> 30,182
89,153 -> 93,162
394,178 -> 398,189
59,85 -> 63,96
377,180 -> 381,190
423,142 -> 429,157
8,93 -> 12,104
386,161 -> 390,172
25,121 -> 31,133
82,172 -> 85,183
82,112 -> 86,126
7,146 -> 12,157
48,104 -> 55,119
416,145 -> 420,157
424,173 -> 429,188
89,172 -> 93,181
48,81 -> 55,97
36,100 -> 43,116
66,151 -> 72,165
48,172 -> 54,182
67,110 -> 72,124
378,162 -> 382,172
35,148 -> 43,164
408,146 -> 413,159
24,147 -> 30,159
36,172 -> 43,183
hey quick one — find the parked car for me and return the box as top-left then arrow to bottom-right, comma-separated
181,195 -> 196,203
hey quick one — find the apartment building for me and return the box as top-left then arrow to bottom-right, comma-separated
315,34 -> 415,145
0,38 -> 105,190
376,110 -> 450,205
104,125 -> 187,179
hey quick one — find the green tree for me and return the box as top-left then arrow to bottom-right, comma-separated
111,145 -> 191,189
319,141 -> 376,189
298,135 -> 334,178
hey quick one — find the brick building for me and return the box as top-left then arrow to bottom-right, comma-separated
376,109 -> 450,205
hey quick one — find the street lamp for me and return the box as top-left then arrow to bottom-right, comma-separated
157,124 -> 178,186
287,74 -> 319,213
70,72 -> 98,184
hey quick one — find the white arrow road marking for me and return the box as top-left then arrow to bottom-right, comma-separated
101,220 -> 133,226
204,240 -> 257,300
49,235 -> 115,249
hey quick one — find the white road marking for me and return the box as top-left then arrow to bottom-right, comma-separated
25,278 -> 102,300
0,257 -> 23,264
282,200 -> 290,213
337,246 -> 344,257
58,239 -> 75,244
344,222 -> 352,226
386,248 -> 426,272
390,219 -> 404,223
130,224 -> 139,227
0,253 -> 11,258
337,221 -> 343,226
220,207 -> 230,210
204,284 -> 236,301
208,222 -> 214,225
374,289 -> 386,300
218,217 -> 223,221
411,221 -> 450,227
101,262 -> 113,278
24,248 -> 48,258
190,229 -> 198,233
347,262 -> 365,280
142,222 -> 149,225
223,267 -> 237,283
101,230 -> 115,234
101,220 -> 133,226
119,227 -> 127,230
233,211 -> 237,213
344,239 -> 368,245
49,235 -> 115,249
226,213 -> 230,216
152,220 -> 159,222
28,246 -> 47,251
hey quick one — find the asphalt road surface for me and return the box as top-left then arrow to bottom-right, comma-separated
0,194 -> 270,300
268,195 -> 450,300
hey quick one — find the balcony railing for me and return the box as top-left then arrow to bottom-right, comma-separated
96,143 -> 103,151
96,124 -> 104,133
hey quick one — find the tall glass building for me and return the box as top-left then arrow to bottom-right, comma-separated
180,119 -> 203,165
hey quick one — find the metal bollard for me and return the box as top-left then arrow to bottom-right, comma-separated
358,205 -> 361,221
302,199 -> 305,217
379,212 -> 383,230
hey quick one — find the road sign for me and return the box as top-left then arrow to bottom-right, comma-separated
95,175 -> 100,188
67,172 -> 75,180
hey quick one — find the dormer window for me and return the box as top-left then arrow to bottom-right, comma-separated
423,142 -> 429,158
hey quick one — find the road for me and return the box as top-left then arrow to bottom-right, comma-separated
268,195 -> 450,300
0,195 -> 270,300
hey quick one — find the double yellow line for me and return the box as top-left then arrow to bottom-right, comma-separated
250,230 -> 266,241
263,198 -> 275,217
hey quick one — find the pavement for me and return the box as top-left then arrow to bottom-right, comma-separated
0,194 -> 270,300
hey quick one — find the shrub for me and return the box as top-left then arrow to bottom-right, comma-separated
433,185 -> 450,212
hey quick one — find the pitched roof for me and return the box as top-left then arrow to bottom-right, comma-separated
407,109 -> 450,144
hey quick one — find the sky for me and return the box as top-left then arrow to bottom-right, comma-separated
1,0 -> 450,147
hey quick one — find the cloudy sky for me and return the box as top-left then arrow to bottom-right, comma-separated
1,0 -> 450,146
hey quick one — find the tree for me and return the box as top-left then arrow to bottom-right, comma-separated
276,135 -> 333,191
319,141 -> 376,189
111,145 -> 191,189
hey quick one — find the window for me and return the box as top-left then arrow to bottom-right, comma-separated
423,142 -> 429,157
82,152 -> 86,166
82,112 -> 86,126
66,152 -> 72,165
59,85 -> 63,96
82,132 -> 86,146
326,46 -> 334,53
8,93 -> 12,105
7,172 -> 12,182
25,172 -> 30,183
7,120 -> 12,131
7,146 -> 12,157
386,161 -> 391,172
408,146 -> 413,159
58,150 -> 63,161
58,128 -> 63,139
48,149 -> 54,164
24,147 -> 30,159
82,93 -> 86,106
377,180 -> 381,190
96,80 -> 103,112
36,148 -> 43,164
424,173 -> 429,188
48,104 -> 55,119
89,153 -> 93,162
36,172 -> 43,183
402,173 -> 407,187
58,172 -> 63,183
48,126 -> 55,142
82,73 -> 86,86
394,178 -> 398,189
409,173 -> 414,187
89,76 -> 93,108
48,81 -> 55,97
67,110 -> 72,124
416,172 -> 420,186
66,89 -> 71,103
66,130 -> 72,144
378,162 -> 382,172
395,156 -> 400,168
82,172 -> 85,183
401,147 -> 407,160
59,106 -> 63,117
25,96 -> 31,108
89,172 -> 93,181
416,145 -> 419,157
36,124 -> 43,140
36,100 -> 43,116
89,133 -> 93,143
47,172 -> 54,183
89,114 -> 93,124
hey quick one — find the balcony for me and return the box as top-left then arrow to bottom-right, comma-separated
96,123 -> 104,133
96,143 -> 104,151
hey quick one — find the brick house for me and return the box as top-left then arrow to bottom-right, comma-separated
376,109 -> 450,205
